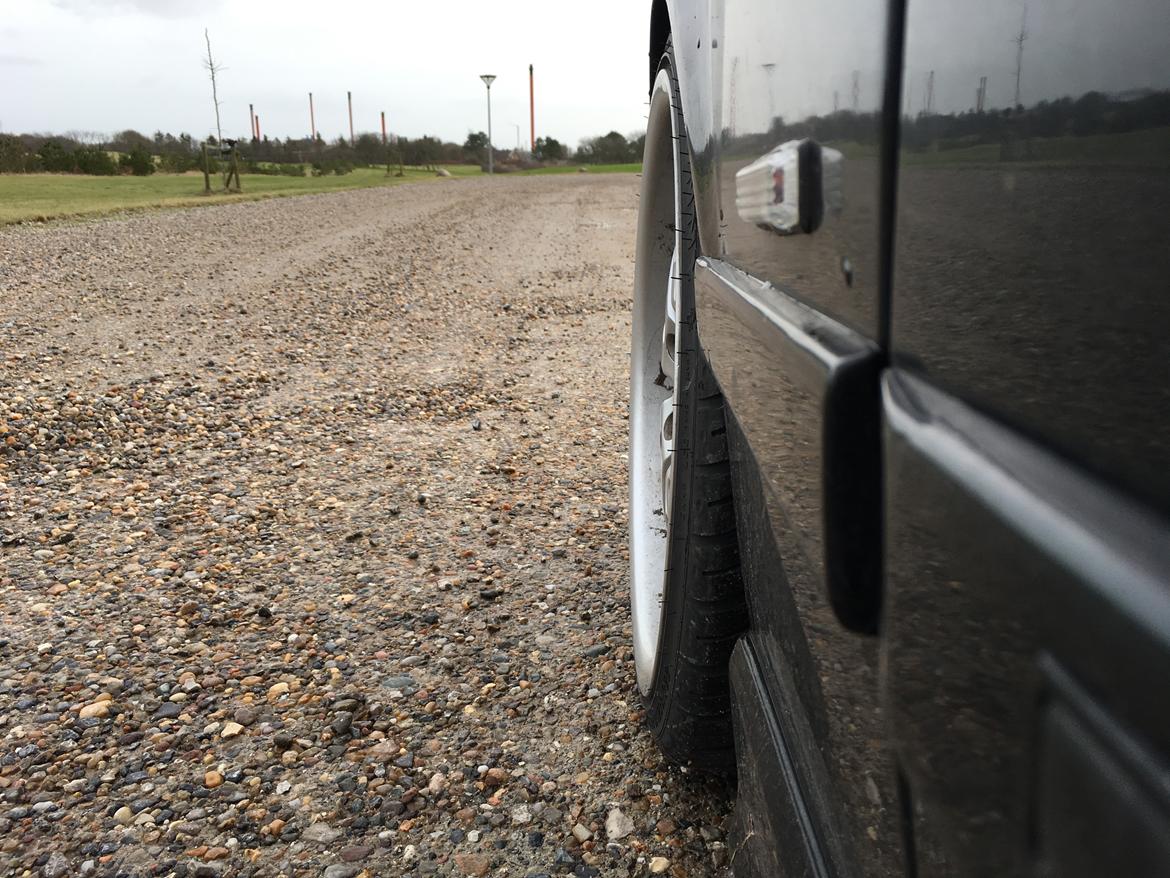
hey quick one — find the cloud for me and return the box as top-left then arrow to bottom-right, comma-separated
51,0 -> 219,18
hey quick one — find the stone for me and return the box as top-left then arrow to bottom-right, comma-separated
234,706 -> 260,726
203,770 -> 224,789
41,852 -> 69,878
649,857 -> 671,874
339,845 -> 372,862
330,712 -> 353,736
267,682 -> 290,700
605,808 -> 634,841
114,806 -> 134,825
302,822 -> 343,844
322,867 -> 360,878
571,823 -> 593,842
78,702 -> 109,720
453,853 -> 490,876
220,721 -> 245,739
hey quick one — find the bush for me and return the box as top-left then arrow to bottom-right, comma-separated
311,159 -> 353,176
243,160 -> 280,175
0,134 -> 35,172
159,152 -> 197,173
119,146 -> 155,176
38,139 -> 75,173
243,161 -> 306,177
74,145 -> 118,176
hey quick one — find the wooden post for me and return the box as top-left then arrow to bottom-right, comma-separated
347,90 -> 354,146
228,145 -> 242,192
202,143 -> 212,193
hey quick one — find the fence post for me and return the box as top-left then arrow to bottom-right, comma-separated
202,144 -> 212,193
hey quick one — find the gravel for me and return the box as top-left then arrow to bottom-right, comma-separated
0,177 -> 731,877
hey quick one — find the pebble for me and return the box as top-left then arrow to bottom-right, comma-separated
453,853 -> 491,876
77,702 -> 109,720
302,823 -> 343,844
606,807 -> 635,841
0,179 -> 730,878
41,852 -> 69,878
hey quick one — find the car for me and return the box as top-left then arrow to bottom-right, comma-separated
629,1 -> 1170,875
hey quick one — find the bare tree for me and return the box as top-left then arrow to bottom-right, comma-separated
203,28 -> 224,146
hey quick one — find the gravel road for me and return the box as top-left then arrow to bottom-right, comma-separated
0,178 -> 731,878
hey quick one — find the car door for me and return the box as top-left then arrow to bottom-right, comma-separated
883,0 -> 1170,874
692,1 -> 905,875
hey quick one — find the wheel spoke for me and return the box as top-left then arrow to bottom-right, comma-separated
660,248 -> 680,383
660,396 -> 675,522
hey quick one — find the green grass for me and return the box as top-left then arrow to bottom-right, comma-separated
0,165 -> 483,225
517,163 -> 642,175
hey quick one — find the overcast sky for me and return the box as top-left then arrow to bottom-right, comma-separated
1,0 -> 651,148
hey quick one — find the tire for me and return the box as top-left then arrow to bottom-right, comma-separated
630,37 -> 748,774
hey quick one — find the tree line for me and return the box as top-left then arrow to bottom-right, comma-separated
0,126 -> 648,176
723,87 -> 1170,159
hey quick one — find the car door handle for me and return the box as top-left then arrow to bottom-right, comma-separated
734,138 -> 843,235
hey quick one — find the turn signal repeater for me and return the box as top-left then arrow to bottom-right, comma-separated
735,138 -> 844,234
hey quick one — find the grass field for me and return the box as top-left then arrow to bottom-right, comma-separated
0,161 -> 645,225
0,166 -> 481,225
902,125 -> 1170,167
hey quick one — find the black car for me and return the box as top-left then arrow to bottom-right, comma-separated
629,1 -> 1170,875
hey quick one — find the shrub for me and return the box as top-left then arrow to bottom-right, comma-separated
38,139 -> 76,173
119,146 -> 155,176
279,163 -> 306,177
74,145 -> 118,176
159,152 -> 197,173
311,159 -> 352,176
0,134 -> 32,173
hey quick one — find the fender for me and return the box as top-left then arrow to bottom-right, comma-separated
652,0 -> 721,256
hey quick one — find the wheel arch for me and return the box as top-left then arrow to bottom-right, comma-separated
649,0 -> 671,91
647,0 -> 721,261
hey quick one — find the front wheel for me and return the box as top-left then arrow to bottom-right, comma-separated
629,38 -> 748,773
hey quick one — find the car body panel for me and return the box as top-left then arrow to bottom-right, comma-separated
887,0 -> 1170,872
656,0 -> 721,253
714,0 -> 889,340
892,0 -> 1170,517
649,0 -> 1170,876
882,370 -> 1170,876
694,256 -> 900,877
687,0 -> 904,874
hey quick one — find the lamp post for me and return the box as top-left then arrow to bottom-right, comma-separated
480,74 -> 496,174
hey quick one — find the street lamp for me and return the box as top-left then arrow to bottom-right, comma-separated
480,74 -> 496,174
